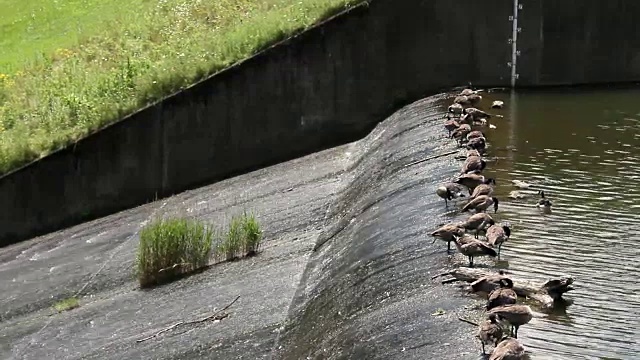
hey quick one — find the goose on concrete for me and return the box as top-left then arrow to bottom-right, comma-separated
486,223 -> 512,258
466,136 -> 487,152
447,103 -> 464,119
459,88 -> 483,96
452,234 -> 498,267
451,124 -> 472,145
477,313 -> 504,355
436,182 -> 466,206
471,271 -> 508,293
470,179 -> 497,200
444,118 -> 460,136
461,154 -> 487,174
431,223 -> 465,251
487,304 -> 534,338
487,278 -> 517,310
460,212 -> 495,238
489,336 -> 526,360
455,172 -> 492,194
461,195 -> 500,213
455,93 -> 483,107
466,130 -> 486,141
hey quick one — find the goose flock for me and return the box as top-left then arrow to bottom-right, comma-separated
430,88 -> 554,359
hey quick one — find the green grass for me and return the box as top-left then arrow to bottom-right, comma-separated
215,211 -> 264,261
137,217 -> 214,287
0,0 -> 364,176
136,211 -> 263,287
53,296 -> 80,313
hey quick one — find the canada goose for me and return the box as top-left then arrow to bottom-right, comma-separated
470,179 -> 497,200
466,130 -> 485,141
444,119 -> 460,136
487,278 -> 517,310
447,103 -> 464,119
486,223 -> 512,258
461,195 -> 499,213
461,212 -> 495,238
537,190 -> 553,211
431,223 -> 465,251
452,234 -> 497,267
471,270 -> 508,293
461,155 -> 486,174
463,107 -> 493,121
488,304 -> 533,338
489,336 -> 526,360
466,149 -> 481,158
459,88 -> 482,96
491,100 -> 505,109
477,314 -> 504,355
466,136 -> 487,152
436,182 -> 466,206
451,124 -> 472,145
455,172 -> 490,193
455,93 -> 483,107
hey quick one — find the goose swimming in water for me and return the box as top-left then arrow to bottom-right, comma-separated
488,304 -> 533,338
452,234 -> 498,267
436,182 -> 466,206
486,223 -> 512,258
477,313 -> 504,355
537,190 -> 553,211
460,212 -> 495,238
487,278 -> 517,310
461,195 -> 500,213
489,336 -> 526,360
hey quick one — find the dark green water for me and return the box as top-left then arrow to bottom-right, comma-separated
446,88 -> 640,359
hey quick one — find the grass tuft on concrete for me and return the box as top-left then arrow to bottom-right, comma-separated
0,0 -> 364,176
136,211 -> 263,287
53,297 -> 80,313
215,211 -> 264,261
137,217 -> 214,288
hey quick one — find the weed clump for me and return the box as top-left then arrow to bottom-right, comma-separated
53,297 -> 80,313
215,211 -> 263,261
137,217 -> 213,288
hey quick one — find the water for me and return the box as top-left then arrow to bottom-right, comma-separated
446,88 -> 640,359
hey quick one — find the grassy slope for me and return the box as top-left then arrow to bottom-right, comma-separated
0,0 -> 362,175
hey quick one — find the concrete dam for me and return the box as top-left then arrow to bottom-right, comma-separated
4,89 -> 639,359
2,0 -> 640,359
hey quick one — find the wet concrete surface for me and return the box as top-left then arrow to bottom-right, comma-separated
1,94 -> 482,359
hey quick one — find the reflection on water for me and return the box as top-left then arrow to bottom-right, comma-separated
444,88 -> 640,360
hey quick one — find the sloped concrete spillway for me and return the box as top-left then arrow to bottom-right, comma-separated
274,95 -> 479,359
0,94 -> 475,359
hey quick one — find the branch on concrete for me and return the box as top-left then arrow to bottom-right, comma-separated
136,295 -> 240,343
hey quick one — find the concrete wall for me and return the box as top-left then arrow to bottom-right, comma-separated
1,0 -> 640,246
